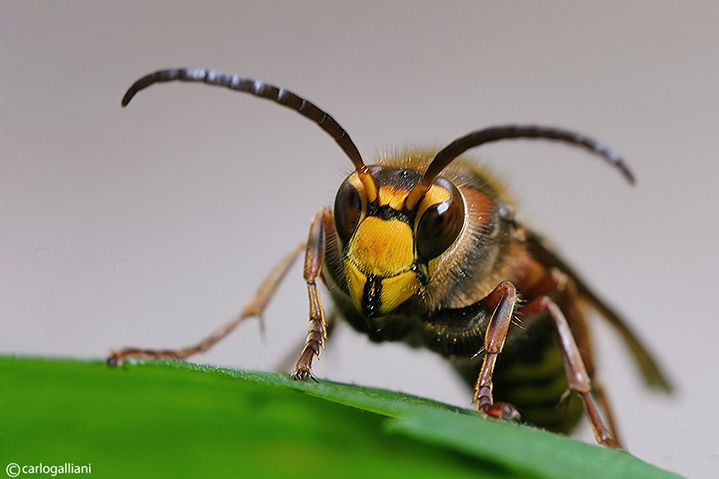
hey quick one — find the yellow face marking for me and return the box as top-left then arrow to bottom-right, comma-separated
345,260 -> 367,312
375,182 -> 451,213
347,217 -> 414,277
348,173 -> 364,191
344,260 -> 420,316
378,270 -> 420,313
378,185 -> 408,210
357,170 -> 377,203
347,171 -> 452,216
345,216 -> 420,315
416,183 -> 451,218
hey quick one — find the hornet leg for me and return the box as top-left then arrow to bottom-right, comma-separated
107,242 -> 304,367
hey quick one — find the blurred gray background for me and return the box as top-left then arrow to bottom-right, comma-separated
3,2 -> 717,477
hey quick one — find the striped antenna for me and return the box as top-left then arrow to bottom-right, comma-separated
404,125 -> 634,211
122,68 -> 378,201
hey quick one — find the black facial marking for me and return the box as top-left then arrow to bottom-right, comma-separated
366,203 -> 411,223
362,276 -> 383,318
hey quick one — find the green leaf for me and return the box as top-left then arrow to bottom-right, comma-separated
0,357 -> 682,479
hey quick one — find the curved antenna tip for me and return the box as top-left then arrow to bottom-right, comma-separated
624,168 -> 637,185
121,88 -> 137,107
616,157 -> 636,185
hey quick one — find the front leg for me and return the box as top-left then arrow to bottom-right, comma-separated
292,207 -> 333,382
107,242 -> 304,367
423,281 -> 521,421
471,282 -> 523,422
428,276 -> 620,447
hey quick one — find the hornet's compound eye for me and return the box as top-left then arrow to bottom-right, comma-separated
334,177 -> 363,244
415,179 -> 464,261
